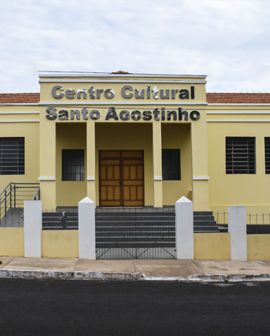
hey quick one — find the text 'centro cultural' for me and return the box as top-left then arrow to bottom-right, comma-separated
51,85 -> 196,100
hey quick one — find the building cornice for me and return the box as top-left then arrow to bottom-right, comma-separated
0,120 -> 39,123
38,101 -> 208,106
192,176 -> 209,181
208,103 -> 270,106
207,111 -> 270,115
0,103 -> 39,106
0,111 -> 39,115
39,79 -> 206,84
38,176 -> 56,181
38,71 -> 207,79
207,119 -> 270,123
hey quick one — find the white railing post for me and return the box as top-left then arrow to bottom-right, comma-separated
78,197 -> 95,259
24,200 -> 42,257
228,206 -> 247,261
175,196 -> 194,259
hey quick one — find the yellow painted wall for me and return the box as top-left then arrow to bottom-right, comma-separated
248,235 -> 270,260
56,123 -> 87,206
191,111 -> 210,211
162,123 -> 192,204
42,230 -> 78,258
0,122 -> 39,193
1,227 -> 270,261
0,228 -> 24,256
194,233 -> 231,260
208,110 -> 270,214
39,119 -> 56,211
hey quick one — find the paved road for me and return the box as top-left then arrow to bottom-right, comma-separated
0,279 -> 270,335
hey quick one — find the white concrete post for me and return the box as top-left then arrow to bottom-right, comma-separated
228,206 -> 247,261
78,197 -> 96,259
24,200 -> 42,258
175,196 -> 194,259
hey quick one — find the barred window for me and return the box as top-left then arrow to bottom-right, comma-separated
0,137 -> 24,175
162,149 -> 181,180
265,137 -> 270,174
226,137 -> 255,174
62,150 -> 84,181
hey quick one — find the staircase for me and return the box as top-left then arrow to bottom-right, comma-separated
43,208 -> 220,233
193,211 -> 219,232
42,211 -> 78,230
95,210 -> 175,249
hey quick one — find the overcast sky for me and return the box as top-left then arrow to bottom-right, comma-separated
0,0 -> 269,93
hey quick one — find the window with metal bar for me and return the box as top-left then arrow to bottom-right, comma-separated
62,149 -> 84,181
226,137 -> 256,174
265,137 -> 270,174
162,149 -> 181,180
0,137 -> 24,175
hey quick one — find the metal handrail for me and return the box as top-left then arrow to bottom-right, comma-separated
33,186 -> 41,201
0,182 -> 40,222
0,182 -> 39,197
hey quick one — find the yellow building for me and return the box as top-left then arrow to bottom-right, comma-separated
0,71 -> 269,214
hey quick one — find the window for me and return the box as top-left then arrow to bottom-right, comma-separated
162,149 -> 181,180
265,137 -> 270,174
0,137 -> 24,175
226,137 -> 255,174
62,149 -> 84,181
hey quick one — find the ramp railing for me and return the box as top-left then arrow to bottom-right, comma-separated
0,182 -> 40,225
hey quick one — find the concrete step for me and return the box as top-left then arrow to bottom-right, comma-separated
194,226 -> 219,232
194,215 -> 215,220
194,220 -> 217,226
96,213 -> 175,218
95,207 -> 174,213
96,220 -> 175,225
96,232 -> 175,238
194,211 -> 213,215
96,217 -> 175,222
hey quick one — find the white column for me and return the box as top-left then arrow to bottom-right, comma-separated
175,196 -> 194,259
78,197 -> 96,259
24,200 -> 42,257
228,206 -> 247,261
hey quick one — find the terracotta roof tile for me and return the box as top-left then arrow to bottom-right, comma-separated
111,70 -> 130,74
0,93 -> 40,103
207,93 -> 270,104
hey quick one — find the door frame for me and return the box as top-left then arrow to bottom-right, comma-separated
98,150 -> 145,207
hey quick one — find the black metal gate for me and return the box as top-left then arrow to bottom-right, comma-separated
95,209 -> 176,259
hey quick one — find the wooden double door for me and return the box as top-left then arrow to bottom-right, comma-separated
99,150 -> 144,206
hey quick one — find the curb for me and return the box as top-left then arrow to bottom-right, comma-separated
143,274 -> 270,282
189,273 -> 270,283
0,269 -> 144,281
1,269 -> 270,282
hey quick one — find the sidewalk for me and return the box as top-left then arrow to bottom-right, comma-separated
1,257 -> 270,282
